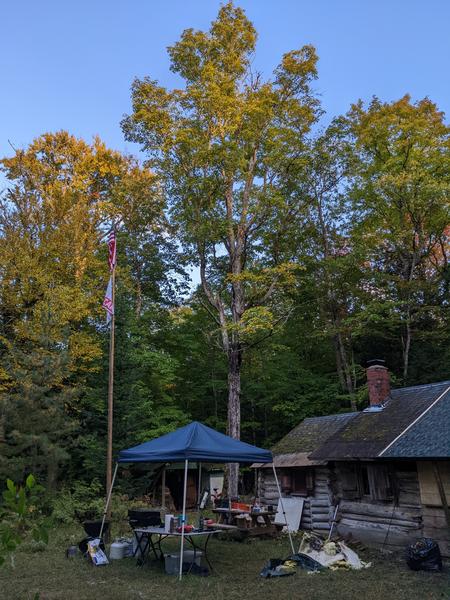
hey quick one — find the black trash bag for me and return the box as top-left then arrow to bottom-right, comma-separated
406,538 -> 442,572
286,553 -> 324,572
260,558 -> 296,578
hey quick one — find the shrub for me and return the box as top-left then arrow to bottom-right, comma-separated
51,480 -> 104,524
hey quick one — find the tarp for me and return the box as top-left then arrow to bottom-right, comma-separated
117,421 -> 272,464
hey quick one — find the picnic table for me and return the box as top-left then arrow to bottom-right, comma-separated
133,526 -> 220,572
212,508 -> 281,537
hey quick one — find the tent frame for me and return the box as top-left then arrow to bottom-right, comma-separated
99,460 -> 295,579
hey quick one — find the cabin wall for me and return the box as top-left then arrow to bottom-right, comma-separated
258,466 -> 333,531
259,460 -> 450,557
333,461 -> 424,551
417,461 -> 450,556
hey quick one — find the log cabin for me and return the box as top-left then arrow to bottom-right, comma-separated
254,412 -> 356,532
256,361 -> 450,555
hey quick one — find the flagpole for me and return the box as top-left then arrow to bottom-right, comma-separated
106,234 -> 116,521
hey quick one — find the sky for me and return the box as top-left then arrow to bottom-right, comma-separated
1,0 -> 449,163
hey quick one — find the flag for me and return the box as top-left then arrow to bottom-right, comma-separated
103,276 -> 114,324
108,229 -> 116,271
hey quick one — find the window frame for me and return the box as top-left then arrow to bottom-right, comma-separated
339,463 -> 394,502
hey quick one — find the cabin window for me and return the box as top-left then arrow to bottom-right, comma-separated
340,465 -> 360,500
340,464 -> 394,502
367,464 -> 394,501
291,469 -> 307,495
360,466 -> 371,496
280,468 -> 314,496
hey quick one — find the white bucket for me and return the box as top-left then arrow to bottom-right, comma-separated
164,550 -> 202,575
110,541 -> 128,560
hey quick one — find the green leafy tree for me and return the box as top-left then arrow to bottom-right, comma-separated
0,132 -> 164,488
283,126 -> 363,406
344,96 -> 450,381
122,2 -> 319,493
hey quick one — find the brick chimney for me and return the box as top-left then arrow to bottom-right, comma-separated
366,359 -> 390,406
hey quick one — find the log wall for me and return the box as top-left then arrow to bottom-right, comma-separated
259,466 -> 333,531
334,463 -> 424,551
260,461 -> 450,556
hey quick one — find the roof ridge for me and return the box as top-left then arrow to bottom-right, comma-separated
392,380 -> 450,393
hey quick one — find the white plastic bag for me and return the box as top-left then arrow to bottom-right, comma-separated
87,538 -> 109,566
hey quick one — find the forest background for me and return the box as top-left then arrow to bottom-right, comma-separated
0,3 -> 449,508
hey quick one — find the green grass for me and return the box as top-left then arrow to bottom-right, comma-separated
1,527 -> 449,600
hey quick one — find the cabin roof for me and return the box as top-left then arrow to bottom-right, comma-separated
381,387 -> 450,458
272,412 -> 357,455
310,381 -> 450,460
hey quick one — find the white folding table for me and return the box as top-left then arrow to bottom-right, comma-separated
133,526 -> 220,572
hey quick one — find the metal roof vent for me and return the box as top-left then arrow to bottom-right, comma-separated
363,404 -> 385,413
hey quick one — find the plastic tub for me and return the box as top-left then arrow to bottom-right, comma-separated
164,551 -> 202,575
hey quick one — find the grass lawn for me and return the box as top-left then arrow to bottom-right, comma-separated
1,527 -> 449,600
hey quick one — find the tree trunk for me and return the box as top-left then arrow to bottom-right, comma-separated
227,345 -> 241,497
332,322 -> 356,410
402,315 -> 412,383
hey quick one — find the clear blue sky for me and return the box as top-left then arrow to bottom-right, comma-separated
1,0 -> 449,162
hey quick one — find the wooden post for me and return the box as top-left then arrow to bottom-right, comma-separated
100,463 -> 118,540
106,258 -> 116,518
432,461 -> 450,528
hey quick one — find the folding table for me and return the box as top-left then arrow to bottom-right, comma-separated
133,526 -> 220,572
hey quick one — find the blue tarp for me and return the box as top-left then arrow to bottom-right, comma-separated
117,421 -> 272,464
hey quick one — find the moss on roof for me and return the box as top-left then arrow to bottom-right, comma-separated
311,381 -> 450,460
272,413 -> 357,455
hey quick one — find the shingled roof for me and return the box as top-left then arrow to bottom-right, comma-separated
252,412 -> 357,468
310,381 -> 450,460
381,386 -> 450,458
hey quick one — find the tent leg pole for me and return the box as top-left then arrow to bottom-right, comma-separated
197,462 -> 202,507
161,466 -> 166,511
100,462 -> 118,540
179,459 -> 189,581
272,464 -> 295,556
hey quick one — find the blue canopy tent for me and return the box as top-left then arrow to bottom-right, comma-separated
117,421 -> 273,464
101,422 -> 293,578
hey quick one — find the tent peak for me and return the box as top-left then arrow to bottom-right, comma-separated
117,420 -> 272,465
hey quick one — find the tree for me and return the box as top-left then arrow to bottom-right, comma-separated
0,325 -> 77,486
122,2 -> 319,493
283,126 -> 363,407
0,131 -> 162,486
344,96 -> 450,381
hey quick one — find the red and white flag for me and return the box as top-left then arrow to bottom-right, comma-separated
108,229 -> 116,271
103,276 -> 114,324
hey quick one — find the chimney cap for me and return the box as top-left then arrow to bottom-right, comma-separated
367,358 -> 386,368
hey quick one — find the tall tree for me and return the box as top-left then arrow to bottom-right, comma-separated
344,96 -> 450,381
0,131 -> 161,485
286,127 -> 362,406
122,2 -> 319,493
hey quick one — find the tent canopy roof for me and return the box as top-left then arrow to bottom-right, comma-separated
117,421 -> 272,464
